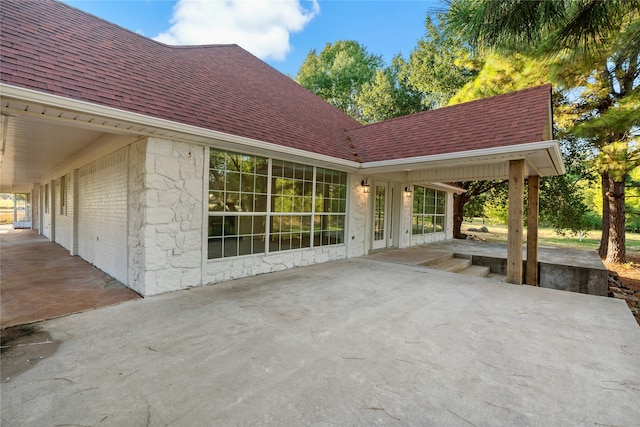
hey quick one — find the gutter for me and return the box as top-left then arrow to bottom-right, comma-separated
361,140 -> 566,176
0,84 -> 362,171
1,83 -> 566,177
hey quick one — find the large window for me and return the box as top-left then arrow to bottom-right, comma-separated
314,168 -> 347,246
412,186 -> 446,235
208,151 -> 268,258
208,149 -> 347,259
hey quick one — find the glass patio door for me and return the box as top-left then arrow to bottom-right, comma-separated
13,193 -> 32,229
372,182 -> 389,250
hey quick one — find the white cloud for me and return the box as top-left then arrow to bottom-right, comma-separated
154,0 -> 320,61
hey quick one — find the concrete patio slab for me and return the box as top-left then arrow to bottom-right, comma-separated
2,258 -> 638,426
370,241 -> 609,296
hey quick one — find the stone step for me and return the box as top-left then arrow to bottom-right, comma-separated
430,257 -> 472,273
460,265 -> 490,277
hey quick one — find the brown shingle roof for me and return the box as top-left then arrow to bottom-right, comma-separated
0,0 -> 361,160
1,0 -> 553,165
347,85 -> 552,162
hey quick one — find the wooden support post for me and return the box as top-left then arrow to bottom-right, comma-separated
507,160 -> 524,284
526,176 -> 540,286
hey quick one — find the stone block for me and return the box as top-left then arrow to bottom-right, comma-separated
146,207 -> 174,224
170,252 -> 202,268
156,233 -> 177,251
183,178 -> 204,201
145,246 -> 169,270
146,174 -> 171,191
182,230 -> 203,251
147,138 -> 174,156
155,156 -> 181,181
181,267 -> 202,288
158,189 -> 181,207
154,268 -> 184,294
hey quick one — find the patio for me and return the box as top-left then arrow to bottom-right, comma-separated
0,225 -> 139,329
367,239 -> 609,296
2,255 -> 639,426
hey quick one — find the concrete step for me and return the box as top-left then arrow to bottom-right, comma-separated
460,265 -> 491,277
420,252 -> 454,267
430,257 -> 472,273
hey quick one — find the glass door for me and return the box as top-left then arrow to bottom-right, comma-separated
373,182 -> 389,249
13,193 -> 32,229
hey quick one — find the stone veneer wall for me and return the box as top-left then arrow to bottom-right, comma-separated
127,139 -> 147,295
398,184 -> 413,249
130,137 -> 205,296
347,174 -> 371,257
205,246 -> 347,285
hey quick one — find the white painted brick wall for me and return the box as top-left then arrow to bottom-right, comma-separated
54,174 -> 74,253
399,184 -> 413,249
78,149 -> 128,284
41,182 -> 53,240
31,184 -> 40,232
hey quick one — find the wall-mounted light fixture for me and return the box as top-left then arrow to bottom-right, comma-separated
404,185 -> 412,196
361,177 -> 370,193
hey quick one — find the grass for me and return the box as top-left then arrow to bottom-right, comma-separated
462,219 -> 640,255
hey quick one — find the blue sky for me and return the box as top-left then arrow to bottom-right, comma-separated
63,0 -> 447,76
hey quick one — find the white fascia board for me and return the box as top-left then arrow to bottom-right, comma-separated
361,140 -> 565,175
426,182 -> 467,193
0,84 -> 362,171
547,140 -> 566,175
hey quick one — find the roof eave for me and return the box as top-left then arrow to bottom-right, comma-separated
361,140 -> 566,178
0,84 -> 362,171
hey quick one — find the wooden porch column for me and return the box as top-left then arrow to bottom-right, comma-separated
507,160 -> 525,284
526,176 -> 540,286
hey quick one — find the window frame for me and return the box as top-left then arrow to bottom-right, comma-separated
412,186 -> 446,235
207,149 -> 347,260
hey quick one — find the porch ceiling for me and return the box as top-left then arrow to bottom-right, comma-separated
0,110 -> 107,193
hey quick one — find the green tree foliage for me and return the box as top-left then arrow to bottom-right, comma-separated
448,0 -> 640,263
295,40 -> 383,121
627,168 -> 640,232
449,53 -> 549,104
398,16 -> 478,109
356,56 -> 426,123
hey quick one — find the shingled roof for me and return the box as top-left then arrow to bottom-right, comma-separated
0,0 -> 360,161
0,0 -> 554,166
349,85 -> 553,163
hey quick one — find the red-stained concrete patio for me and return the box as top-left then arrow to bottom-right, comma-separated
0,225 -> 139,329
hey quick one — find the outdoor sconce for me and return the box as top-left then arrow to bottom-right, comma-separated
404,185 -> 412,196
361,177 -> 370,193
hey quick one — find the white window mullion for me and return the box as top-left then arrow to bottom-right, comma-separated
311,166 -> 317,248
265,158 -> 272,254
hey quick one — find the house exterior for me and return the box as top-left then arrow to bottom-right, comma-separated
0,0 -> 564,296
